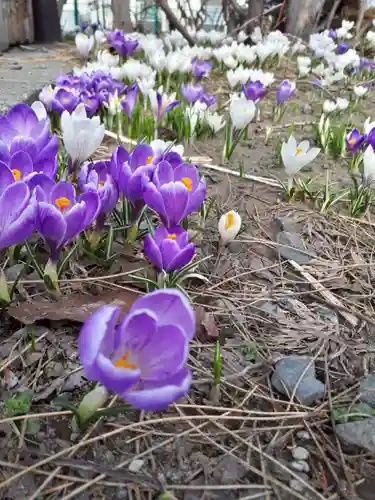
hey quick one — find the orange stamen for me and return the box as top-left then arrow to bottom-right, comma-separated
168,233 -> 177,240
181,177 -> 192,192
55,197 -> 71,212
114,351 -> 137,370
295,148 -> 303,156
146,155 -> 153,165
12,169 -> 21,181
225,212 -> 235,230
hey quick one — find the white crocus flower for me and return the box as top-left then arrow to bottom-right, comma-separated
205,112 -> 225,133
218,211 -> 242,246
150,139 -> 184,158
364,117 -> 375,135
39,85 -> 56,111
103,90 -> 123,116
323,100 -> 337,114
363,145 -> 375,184
75,33 -> 94,58
61,103 -> 105,166
97,50 -> 119,68
31,101 -> 47,121
354,85 -> 368,98
229,96 -> 256,129
94,30 -> 106,45
336,98 -> 349,111
281,135 -> 320,189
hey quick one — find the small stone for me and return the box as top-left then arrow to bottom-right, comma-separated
10,64 -> 22,70
291,446 -> 309,461
271,357 -> 325,406
296,430 -> 311,440
291,460 -> 310,473
359,374 -> 375,407
336,417 -> 375,454
128,459 -> 144,473
290,476 -> 307,493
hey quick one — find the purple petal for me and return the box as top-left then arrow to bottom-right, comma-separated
6,104 -> 39,135
166,243 -> 195,272
174,163 -> 199,191
0,116 -> 18,145
130,144 -> 154,170
10,136 -> 37,159
0,140 -> 10,164
142,180 -> 167,221
129,289 -> 195,340
123,367 -> 192,411
93,353 -> 141,394
159,238 -> 180,271
36,201 -> 67,249
144,234 -> 163,270
126,165 -> 154,204
50,181 -> 76,206
79,190 -> 101,226
160,182 -> 189,226
0,181 -> 30,229
0,162 -> 15,196
79,305 -> 121,378
153,160 -> 174,188
116,309 -> 158,353
9,151 -> 34,180
137,324 -> 188,378
27,173 -> 55,198
188,178 -> 206,214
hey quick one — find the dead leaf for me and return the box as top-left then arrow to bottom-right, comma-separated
195,306 -> 219,342
8,288 -> 140,325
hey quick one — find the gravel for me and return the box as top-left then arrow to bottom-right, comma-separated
291,446 -> 310,461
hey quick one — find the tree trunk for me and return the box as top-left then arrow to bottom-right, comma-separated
286,0 -> 326,36
57,0 -> 67,18
246,0 -> 264,33
111,0 -> 132,31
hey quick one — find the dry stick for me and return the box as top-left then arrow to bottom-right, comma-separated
326,0 -> 342,29
228,3 -> 283,36
287,259 -> 358,327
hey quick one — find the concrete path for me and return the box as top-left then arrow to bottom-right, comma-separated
0,44 -> 72,112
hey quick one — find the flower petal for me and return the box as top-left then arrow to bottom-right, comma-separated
167,243 -> 195,272
160,182 -> 189,226
130,289 -> 195,340
123,367 -> 192,411
144,234 -> 163,271
36,201 -> 67,249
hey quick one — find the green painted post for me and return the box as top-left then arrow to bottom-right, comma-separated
74,0 -> 79,26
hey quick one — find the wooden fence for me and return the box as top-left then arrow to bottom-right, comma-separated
0,0 -> 34,49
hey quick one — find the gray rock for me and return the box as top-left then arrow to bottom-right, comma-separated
10,64 -> 23,70
359,374 -> 375,407
291,460 -> 310,473
291,446 -> 309,461
296,430 -> 311,440
271,357 -> 325,406
289,474 -> 309,493
336,418 -> 375,454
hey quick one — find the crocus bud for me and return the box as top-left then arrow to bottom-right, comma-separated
75,385 -> 108,429
218,211 -> 242,246
0,268 -> 11,306
44,259 -> 59,293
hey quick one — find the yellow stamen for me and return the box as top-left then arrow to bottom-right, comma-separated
99,181 -> 105,187
349,139 -> 356,145
168,233 -> 177,240
225,212 -> 235,230
62,97 -> 69,104
12,169 -> 21,181
55,197 -> 71,212
114,352 -> 137,370
146,155 -> 153,165
295,148 -> 303,156
181,177 -> 192,192
87,99 -> 91,105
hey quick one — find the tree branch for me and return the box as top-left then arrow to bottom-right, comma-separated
155,0 -> 195,45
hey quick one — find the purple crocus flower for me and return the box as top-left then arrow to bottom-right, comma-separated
78,161 -> 119,229
78,288 -> 194,411
337,42 -> 349,54
81,93 -> 101,117
121,84 -> 139,119
29,177 -> 100,261
180,83 -> 204,104
0,104 -> 58,178
150,140 -> 184,168
276,80 -> 296,105
142,161 -> 206,227
191,57 -> 213,79
110,144 -> 155,205
0,174 -> 36,251
198,92 -> 217,108
242,81 -> 267,102
106,30 -> 138,57
150,91 -> 180,121
144,225 -> 195,273
367,128 -> 375,151
328,29 -> 337,39
52,88 -> 80,115
346,129 -> 365,155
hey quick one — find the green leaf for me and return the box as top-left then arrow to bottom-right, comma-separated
4,391 -> 33,417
